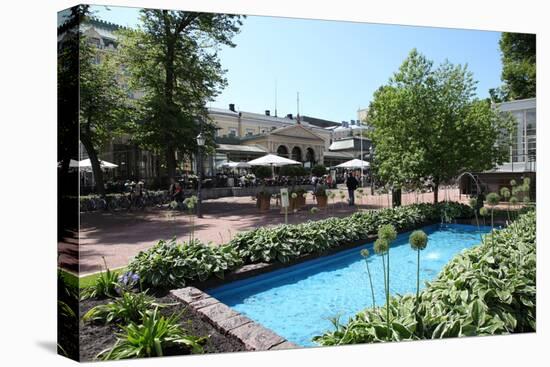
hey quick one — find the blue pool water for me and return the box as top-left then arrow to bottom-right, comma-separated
209,224 -> 490,347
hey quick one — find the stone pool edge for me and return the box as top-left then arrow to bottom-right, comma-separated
171,287 -> 298,351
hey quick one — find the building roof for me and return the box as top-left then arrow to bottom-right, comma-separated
329,136 -> 372,151
216,144 -> 267,154
301,115 -> 340,128
324,151 -> 355,158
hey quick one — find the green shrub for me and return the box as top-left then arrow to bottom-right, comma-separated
83,291 -> 157,325
230,202 -> 472,264
313,210 -> 536,345
127,239 -> 242,289
81,259 -> 120,300
99,307 -> 204,360
311,164 -> 327,177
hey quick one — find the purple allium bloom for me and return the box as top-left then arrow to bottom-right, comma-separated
131,273 -> 140,282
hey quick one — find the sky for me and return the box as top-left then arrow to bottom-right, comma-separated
90,5 -> 503,123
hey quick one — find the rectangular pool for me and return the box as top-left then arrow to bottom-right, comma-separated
208,224 -> 490,347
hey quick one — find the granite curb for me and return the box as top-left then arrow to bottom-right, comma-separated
171,287 -> 299,351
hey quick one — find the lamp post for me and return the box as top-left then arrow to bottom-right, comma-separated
369,145 -> 374,195
196,132 -> 205,218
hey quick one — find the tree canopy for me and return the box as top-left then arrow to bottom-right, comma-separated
79,32 -> 132,196
490,32 -> 536,102
117,10 -> 243,179
368,49 -> 514,202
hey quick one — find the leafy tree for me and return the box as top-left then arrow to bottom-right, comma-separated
79,33 -> 131,197
117,10 -> 243,180
489,32 -> 536,102
368,49 -> 514,203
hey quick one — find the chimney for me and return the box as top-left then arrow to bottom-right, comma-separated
350,120 -> 355,125
286,113 -> 293,120
265,110 -> 270,116
229,103 -> 235,112
342,121 -> 348,128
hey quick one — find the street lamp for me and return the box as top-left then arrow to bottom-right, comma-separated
369,145 -> 374,195
196,132 -> 205,218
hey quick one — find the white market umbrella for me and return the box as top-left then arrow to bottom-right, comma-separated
72,158 -> 118,170
248,153 -> 301,178
228,161 -> 251,169
335,158 -> 370,169
247,154 -> 301,167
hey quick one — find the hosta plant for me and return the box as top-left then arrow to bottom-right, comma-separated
314,211 -> 536,346
99,307 -> 204,360
127,239 -> 242,289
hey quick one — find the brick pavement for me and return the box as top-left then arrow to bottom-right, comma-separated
60,187 -> 465,275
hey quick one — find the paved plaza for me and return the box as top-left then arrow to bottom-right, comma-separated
59,187 -> 465,275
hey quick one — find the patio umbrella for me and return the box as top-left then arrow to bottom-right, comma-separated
335,158 -> 370,169
247,154 -> 301,167
228,161 -> 251,169
247,153 -> 301,177
72,158 -> 119,170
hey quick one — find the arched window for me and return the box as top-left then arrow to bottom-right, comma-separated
306,148 -> 315,164
291,146 -> 302,162
277,145 -> 289,158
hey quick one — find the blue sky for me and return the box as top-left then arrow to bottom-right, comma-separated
91,5 -> 503,122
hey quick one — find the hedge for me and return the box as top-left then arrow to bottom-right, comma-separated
128,202 -> 472,289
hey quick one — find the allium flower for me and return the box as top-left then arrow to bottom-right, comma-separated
374,238 -> 389,254
409,230 -> 428,251
378,224 -> 397,242
360,248 -> 370,257
291,192 -> 298,199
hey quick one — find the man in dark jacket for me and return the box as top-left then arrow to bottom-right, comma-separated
346,171 -> 359,206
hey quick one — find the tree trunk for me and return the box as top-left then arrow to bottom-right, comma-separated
433,179 -> 439,203
165,146 -> 177,180
392,187 -> 402,207
80,133 -> 105,197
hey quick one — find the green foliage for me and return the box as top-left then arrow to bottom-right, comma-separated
368,49 -> 514,197
490,33 -> 536,102
116,10 -> 243,177
510,196 -> 519,205
373,238 -> 389,255
500,187 -> 511,199
83,291 -> 157,325
230,202 -> 472,264
486,192 -> 500,206
253,165 -> 272,180
99,307 -> 204,360
127,239 -> 242,289
311,164 -> 327,177
79,33 -> 132,195
409,230 -> 428,251
479,207 -> 489,217
82,259 -> 120,300
378,224 -> 397,242
280,165 -> 307,177
314,211 -> 536,345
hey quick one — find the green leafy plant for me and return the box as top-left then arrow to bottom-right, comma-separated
99,307 -> 204,360
409,230 -> 428,316
469,197 -> 480,230
486,192 -> 500,255
314,211 -> 536,346
361,249 -> 376,308
376,224 -> 397,339
83,291 -> 158,325
183,195 -> 198,242
127,239 -> 242,289
82,258 -> 120,300
311,164 -> 327,177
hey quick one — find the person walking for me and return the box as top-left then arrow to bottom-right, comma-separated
346,171 -> 359,206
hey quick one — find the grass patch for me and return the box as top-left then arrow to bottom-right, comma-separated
58,267 -> 127,289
